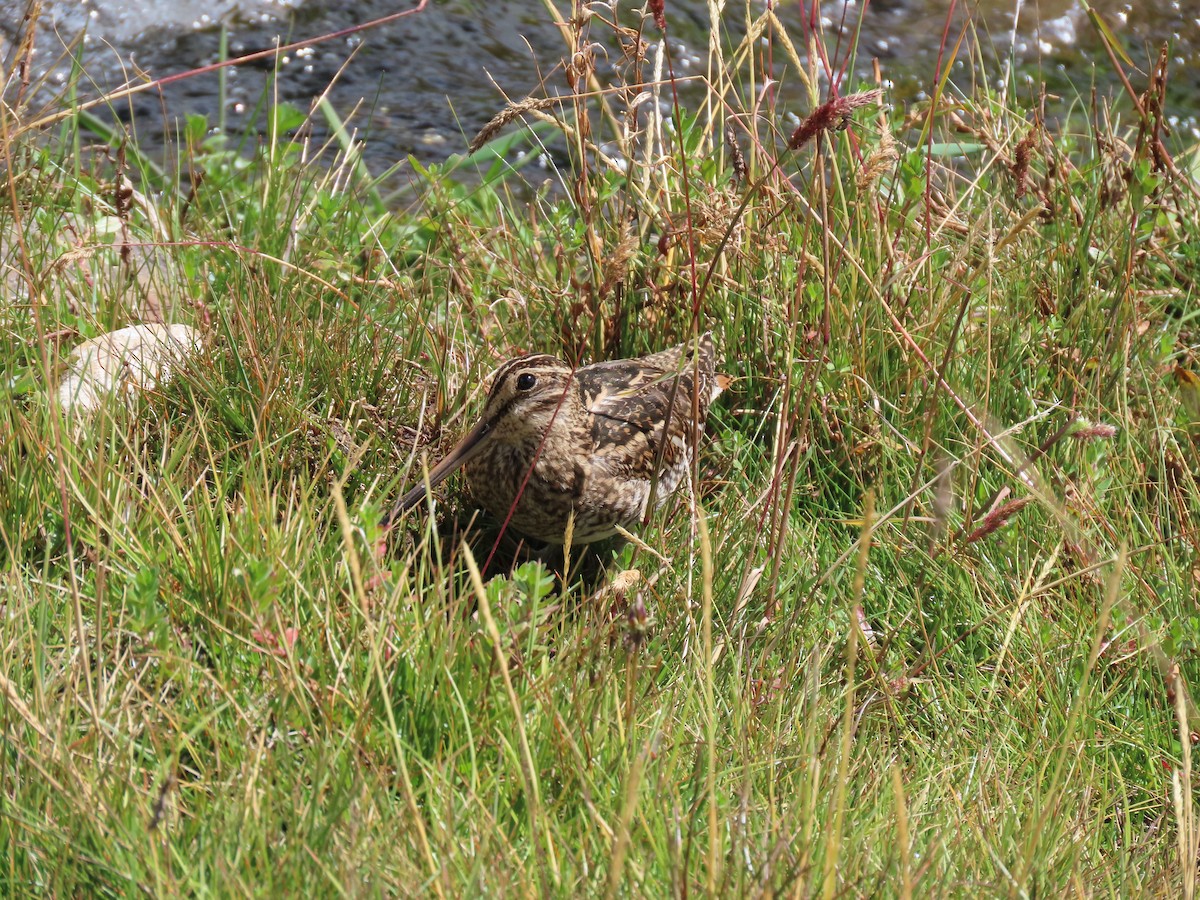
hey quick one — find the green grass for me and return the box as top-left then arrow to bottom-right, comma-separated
2,4 -> 1200,895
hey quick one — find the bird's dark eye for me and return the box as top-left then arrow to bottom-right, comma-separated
516,373 -> 537,391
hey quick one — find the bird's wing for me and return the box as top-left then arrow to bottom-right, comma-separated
576,341 -> 714,481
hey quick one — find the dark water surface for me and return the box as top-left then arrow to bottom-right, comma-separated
8,0 -> 1199,185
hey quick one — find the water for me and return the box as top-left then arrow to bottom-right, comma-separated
9,0 -> 1200,185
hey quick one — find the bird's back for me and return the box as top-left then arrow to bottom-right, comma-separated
576,333 -> 720,523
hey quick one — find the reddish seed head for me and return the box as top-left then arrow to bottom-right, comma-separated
1012,129 -> 1037,199
963,497 -> 1031,545
788,89 -> 882,151
1070,423 -> 1118,442
649,0 -> 666,31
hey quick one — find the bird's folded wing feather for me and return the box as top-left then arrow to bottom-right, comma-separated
578,362 -> 702,480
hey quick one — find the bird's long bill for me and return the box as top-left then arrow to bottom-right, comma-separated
383,418 -> 493,527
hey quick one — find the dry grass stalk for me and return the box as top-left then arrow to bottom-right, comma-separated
856,129 -> 898,191
725,125 -> 747,182
691,186 -> 745,253
469,96 -> 562,154
928,452 -> 953,552
599,223 -> 640,297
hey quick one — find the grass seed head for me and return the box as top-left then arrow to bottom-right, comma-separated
963,497 -> 1031,545
788,89 -> 882,151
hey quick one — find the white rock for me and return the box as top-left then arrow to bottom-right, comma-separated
57,323 -> 199,413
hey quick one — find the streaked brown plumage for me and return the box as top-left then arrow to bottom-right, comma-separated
386,333 -> 724,545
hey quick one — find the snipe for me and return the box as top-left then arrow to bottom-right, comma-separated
386,333 -> 725,545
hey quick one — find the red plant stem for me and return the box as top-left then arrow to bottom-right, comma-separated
923,0 -> 957,247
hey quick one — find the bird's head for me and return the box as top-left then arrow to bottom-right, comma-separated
386,354 -> 576,520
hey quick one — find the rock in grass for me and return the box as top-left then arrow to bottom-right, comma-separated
56,323 -> 199,413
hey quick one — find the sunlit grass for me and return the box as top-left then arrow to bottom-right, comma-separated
1,1 -> 1199,895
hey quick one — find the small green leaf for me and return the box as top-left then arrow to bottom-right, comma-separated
922,142 -> 986,158
269,103 -> 307,136
512,562 -> 554,604
185,113 -> 209,145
